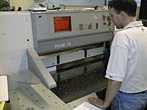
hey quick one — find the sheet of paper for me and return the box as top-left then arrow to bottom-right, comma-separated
73,102 -> 104,110
0,75 -> 9,101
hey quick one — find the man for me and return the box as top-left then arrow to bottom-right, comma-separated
88,0 -> 147,110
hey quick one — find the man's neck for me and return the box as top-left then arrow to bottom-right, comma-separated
123,17 -> 136,27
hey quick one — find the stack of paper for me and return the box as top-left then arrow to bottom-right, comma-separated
0,75 -> 9,101
73,102 -> 103,110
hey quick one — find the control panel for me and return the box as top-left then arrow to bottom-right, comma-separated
31,10 -> 114,54
32,10 -> 113,41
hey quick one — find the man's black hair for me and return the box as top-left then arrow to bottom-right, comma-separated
108,0 -> 137,17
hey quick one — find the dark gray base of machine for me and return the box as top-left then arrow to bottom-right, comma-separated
51,61 -> 107,103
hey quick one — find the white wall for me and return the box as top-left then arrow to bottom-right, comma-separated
48,0 -> 105,6
9,0 -> 106,10
10,0 -> 34,10
136,0 -> 141,6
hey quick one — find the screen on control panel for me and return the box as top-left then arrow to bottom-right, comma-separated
54,16 -> 72,32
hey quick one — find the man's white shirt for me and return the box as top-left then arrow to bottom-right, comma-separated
105,21 -> 147,93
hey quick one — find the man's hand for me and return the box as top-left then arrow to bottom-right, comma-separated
88,97 -> 108,109
88,79 -> 122,109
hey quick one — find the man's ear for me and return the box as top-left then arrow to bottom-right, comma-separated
120,11 -> 128,17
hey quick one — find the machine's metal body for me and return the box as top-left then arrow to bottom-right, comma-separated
0,8 -> 114,110
31,9 -> 113,54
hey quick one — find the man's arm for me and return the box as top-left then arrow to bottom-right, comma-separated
103,79 -> 122,108
88,79 -> 122,109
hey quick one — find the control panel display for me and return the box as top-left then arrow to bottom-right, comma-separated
54,16 -> 71,32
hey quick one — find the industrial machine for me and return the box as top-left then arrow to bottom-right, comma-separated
31,8 -> 113,102
0,7 -> 114,110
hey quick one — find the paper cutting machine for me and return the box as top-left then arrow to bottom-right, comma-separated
0,9 -> 114,110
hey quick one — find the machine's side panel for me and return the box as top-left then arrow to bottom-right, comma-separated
0,12 -> 34,74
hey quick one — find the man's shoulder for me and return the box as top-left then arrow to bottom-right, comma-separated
114,28 -> 128,35
115,26 -> 147,37
114,30 -> 127,39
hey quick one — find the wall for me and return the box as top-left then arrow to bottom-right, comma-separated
10,0 -> 33,10
48,0 -> 105,6
9,0 -> 106,10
